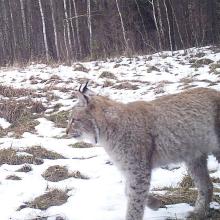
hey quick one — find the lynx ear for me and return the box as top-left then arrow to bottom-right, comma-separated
75,81 -> 95,106
75,91 -> 89,106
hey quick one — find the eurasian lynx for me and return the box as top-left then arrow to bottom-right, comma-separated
67,83 -> 220,220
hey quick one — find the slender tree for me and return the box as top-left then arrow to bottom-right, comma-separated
38,0 -> 49,62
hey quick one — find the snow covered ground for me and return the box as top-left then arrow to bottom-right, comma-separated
0,46 -> 220,220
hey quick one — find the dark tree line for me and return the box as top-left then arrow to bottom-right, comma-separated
0,0 -> 219,66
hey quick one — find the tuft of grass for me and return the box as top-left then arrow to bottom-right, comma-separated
209,63 -> 220,75
99,71 -> 117,80
42,165 -> 69,182
113,82 -> 139,90
69,142 -> 94,148
8,112 -> 39,137
0,85 -> 34,98
24,146 -> 65,160
29,189 -> 69,210
6,175 -> 22,180
102,80 -> 114,88
0,148 -> 35,165
16,164 -> 32,173
42,165 -> 88,182
47,110 -> 70,128
147,66 -> 160,73
74,63 -> 89,73
152,188 -> 197,207
191,58 -> 214,68
179,175 -> 194,188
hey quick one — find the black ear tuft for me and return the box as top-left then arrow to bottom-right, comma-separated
79,81 -> 89,94
82,81 -> 89,93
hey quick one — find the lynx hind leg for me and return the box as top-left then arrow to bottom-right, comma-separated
186,155 -> 213,218
125,167 -> 151,220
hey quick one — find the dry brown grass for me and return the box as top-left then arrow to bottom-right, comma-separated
47,110 -> 70,128
29,189 -> 69,210
16,164 -> 32,173
24,146 -> 65,160
42,165 -> 89,182
153,188 -> 197,207
99,71 -> 117,79
0,99 -> 46,137
69,142 -> 94,148
42,165 -> 69,182
0,148 -> 35,165
179,175 -> 194,188
6,175 -> 22,180
113,82 -> 139,90
74,63 -> 89,73
0,85 -> 34,98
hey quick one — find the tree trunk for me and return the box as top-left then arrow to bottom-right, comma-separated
87,0 -> 93,58
69,0 -> 76,59
151,0 -> 162,50
115,0 -> 129,53
63,0 -> 72,61
163,0 -> 173,52
72,0 -> 82,58
50,0 -> 60,61
38,0 -> 49,62
20,0 -> 27,41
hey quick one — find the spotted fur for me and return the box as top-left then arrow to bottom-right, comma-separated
67,87 -> 220,220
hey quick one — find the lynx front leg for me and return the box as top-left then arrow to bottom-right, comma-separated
186,155 -> 213,218
125,167 -> 151,220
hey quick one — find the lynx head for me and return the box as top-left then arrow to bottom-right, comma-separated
66,82 -> 100,144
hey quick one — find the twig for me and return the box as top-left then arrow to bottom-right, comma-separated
72,155 -> 97,160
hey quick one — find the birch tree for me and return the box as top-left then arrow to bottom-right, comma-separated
87,0 -> 93,57
38,0 -> 49,62
163,0 -> 173,52
115,0 -> 129,53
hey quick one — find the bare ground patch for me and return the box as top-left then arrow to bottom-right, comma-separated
42,165 -> 88,182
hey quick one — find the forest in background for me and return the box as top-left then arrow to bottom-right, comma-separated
0,0 -> 220,66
